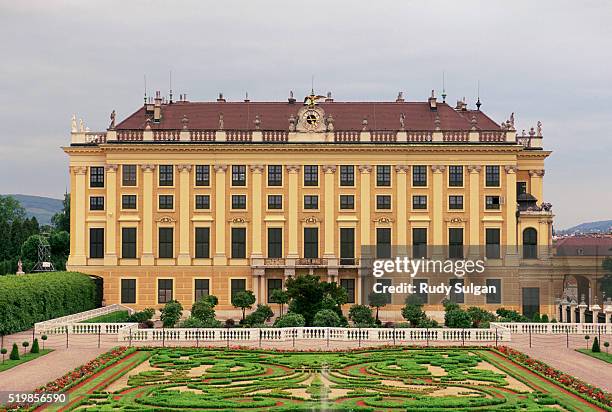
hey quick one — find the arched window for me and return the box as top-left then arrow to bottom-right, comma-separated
523,228 -> 538,259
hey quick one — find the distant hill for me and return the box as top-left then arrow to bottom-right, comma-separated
6,194 -> 63,226
558,220 -> 612,235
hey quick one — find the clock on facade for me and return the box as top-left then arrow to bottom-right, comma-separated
303,110 -> 320,130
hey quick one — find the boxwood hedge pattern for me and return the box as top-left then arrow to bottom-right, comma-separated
62,348 -> 604,411
0,272 -> 97,335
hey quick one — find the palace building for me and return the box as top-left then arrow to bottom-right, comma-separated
65,90 -> 563,319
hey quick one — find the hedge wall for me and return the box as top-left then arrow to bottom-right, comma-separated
0,272 -> 97,335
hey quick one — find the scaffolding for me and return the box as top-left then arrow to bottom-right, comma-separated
32,235 -> 55,272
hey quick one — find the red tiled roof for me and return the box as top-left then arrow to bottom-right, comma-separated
555,235 -> 612,256
115,100 -> 501,131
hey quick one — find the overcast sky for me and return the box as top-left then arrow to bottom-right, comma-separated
0,1 -> 610,229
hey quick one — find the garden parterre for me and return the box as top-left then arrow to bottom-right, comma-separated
27,347 -> 612,411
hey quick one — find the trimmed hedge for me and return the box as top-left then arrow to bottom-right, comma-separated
0,272 -> 97,335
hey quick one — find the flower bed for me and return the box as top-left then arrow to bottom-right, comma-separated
497,345 -> 612,408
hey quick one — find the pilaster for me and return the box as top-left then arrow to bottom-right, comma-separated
177,164 -> 192,265
69,166 -> 88,266
104,164 -> 118,265
431,165 -> 445,248
395,165 -> 409,247
467,165 -> 481,254
286,165 -> 301,260
250,165 -> 265,261
141,164 -> 156,265
359,165 -> 372,253
505,165 -> 518,255
214,164 -> 228,265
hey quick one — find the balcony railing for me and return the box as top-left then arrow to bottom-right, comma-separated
264,258 -> 286,266
296,258 -> 328,266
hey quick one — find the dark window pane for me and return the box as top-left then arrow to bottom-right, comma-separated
195,165 -> 210,186
304,195 -> 318,209
486,228 -> 501,259
304,227 -> 318,258
121,279 -> 136,304
340,228 -> 355,264
267,279 -> 283,303
122,165 -> 137,186
486,196 -> 500,210
158,279 -> 173,303
158,227 -> 173,258
412,165 -> 427,186
89,228 -> 104,258
486,279 -> 502,304
522,287 -> 540,319
340,279 -> 355,303
449,278 -> 464,304
375,279 -> 392,304
159,165 -> 174,186
516,182 -> 527,197
159,195 -> 174,210
523,228 -> 538,259
449,228 -> 463,259
304,165 -> 318,186
232,195 -> 247,209
339,195 -> 354,210
195,195 -> 210,210
377,195 -> 391,210
339,165 -> 355,186
268,165 -> 282,186
413,279 -> 428,304
376,165 -> 391,186
449,195 -> 463,210
412,228 -> 427,258
232,165 -> 246,186
89,196 -> 104,211
195,279 -> 210,301
267,195 -> 283,210
376,228 -> 391,258
231,279 -> 246,300
122,195 -> 137,210
195,227 -> 210,258
485,165 -> 500,187
413,195 -> 427,210
90,167 -> 105,188
231,227 -> 246,258
122,227 -> 137,258
268,228 -> 282,258
449,165 -> 463,187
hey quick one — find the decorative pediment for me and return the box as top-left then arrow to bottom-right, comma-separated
303,216 -> 319,224
157,216 -> 176,223
373,217 -> 394,224
295,105 -> 326,133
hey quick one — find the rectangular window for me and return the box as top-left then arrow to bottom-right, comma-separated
267,195 -> 283,210
158,279 -> 173,304
304,227 -> 318,258
121,227 -> 137,259
89,196 -> 104,211
195,227 -> 210,258
231,279 -> 246,300
159,195 -> 174,210
522,287 -> 540,319
195,279 -> 210,301
304,165 -> 318,186
449,228 -> 463,259
231,227 -> 246,258
121,279 -> 136,304
376,195 -> 391,210
376,165 -> 391,186
414,279 -> 428,304
339,195 -> 355,210
267,279 -> 283,303
486,228 -> 501,259
485,165 -> 500,187
340,279 -> 356,304
89,228 -> 104,258
486,196 -> 501,210
486,279 -> 502,304
412,228 -> 427,258
159,165 -> 174,186
449,279 -> 464,304
267,165 -> 282,186
122,195 -> 137,210
195,195 -> 210,210
449,165 -> 463,187
304,195 -> 319,209
449,195 -> 464,210
158,227 -> 173,258
267,228 -> 283,258
376,228 -> 391,259
517,182 -> 527,196
339,165 -> 355,186
412,165 -> 427,186
195,165 -> 210,186
340,228 -> 355,265
232,165 -> 246,186
90,166 -> 104,188
412,195 -> 427,210
122,165 -> 137,186
231,195 -> 247,210
375,278 -> 392,304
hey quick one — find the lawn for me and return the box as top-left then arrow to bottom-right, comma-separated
34,347 -> 611,411
577,349 -> 612,364
0,349 -> 53,372
81,310 -> 129,323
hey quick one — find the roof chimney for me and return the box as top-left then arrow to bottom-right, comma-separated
396,92 -> 404,102
428,90 -> 437,110
325,91 -> 334,102
288,90 -> 296,104
217,93 -> 226,102
244,92 -> 250,103
153,91 -> 162,122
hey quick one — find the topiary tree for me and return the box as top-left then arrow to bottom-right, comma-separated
368,291 -> 388,324
160,300 -> 183,328
10,343 -> 19,360
532,312 -> 542,322
243,304 -> 274,326
269,289 -> 290,317
21,341 -> 29,355
30,338 -> 39,354
274,313 -> 306,327
592,336 -> 601,353
401,295 -> 426,327
285,275 -> 347,326
541,314 -> 549,323
604,341 -> 610,354
584,335 -> 590,349
191,297 -> 217,323
466,307 -> 496,328
232,290 -> 256,322
41,335 -> 47,349
445,308 -> 472,328
1,348 -> 7,363
348,304 -> 376,327
313,309 -> 341,327
128,308 -> 155,323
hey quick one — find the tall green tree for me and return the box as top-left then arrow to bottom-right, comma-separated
52,193 -> 70,233
0,196 -> 26,224
285,275 -> 348,326
232,290 -> 256,321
